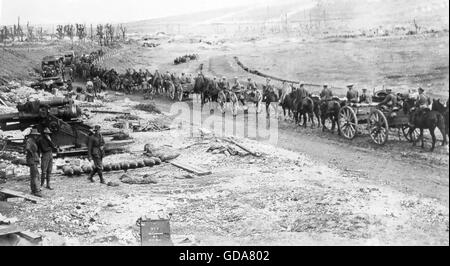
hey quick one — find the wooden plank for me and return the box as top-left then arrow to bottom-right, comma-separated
17,231 -> 42,242
0,189 -> 43,204
0,225 -> 21,236
223,138 -> 262,157
170,161 -> 212,176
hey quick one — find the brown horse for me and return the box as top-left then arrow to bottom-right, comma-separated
409,108 -> 447,152
320,99 -> 341,135
432,99 -> 449,140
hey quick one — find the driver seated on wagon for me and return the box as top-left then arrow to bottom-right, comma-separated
377,88 -> 401,113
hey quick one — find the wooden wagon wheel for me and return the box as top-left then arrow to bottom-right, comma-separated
368,109 -> 389,145
339,106 -> 358,140
401,125 -> 420,142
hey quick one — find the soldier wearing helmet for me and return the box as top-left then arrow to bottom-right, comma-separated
88,125 -> 106,184
25,129 -> 42,197
38,128 -> 57,190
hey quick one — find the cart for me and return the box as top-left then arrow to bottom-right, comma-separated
338,102 -> 420,145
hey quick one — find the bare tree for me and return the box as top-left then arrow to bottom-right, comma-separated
96,24 -> 105,46
105,24 -> 115,45
17,17 -> 24,42
64,24 -> 75,46
76,24 -> 87,41
56,25 -> 65,39
119,24 -> 127,41
37,27 -> 44,41
26,22 -> 34,41
0,26 -> 8,46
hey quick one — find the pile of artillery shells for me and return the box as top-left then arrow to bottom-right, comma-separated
61,157 -> 164,177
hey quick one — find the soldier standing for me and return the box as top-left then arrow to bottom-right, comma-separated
38,128 -> 57,190
359,88 -> 372,104
320,84 -> 333,101
26,129 -> 42,197
88,125 -> 106,184
346,84 -> 359,103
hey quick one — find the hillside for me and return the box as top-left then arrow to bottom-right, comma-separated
126,0 -> 449,34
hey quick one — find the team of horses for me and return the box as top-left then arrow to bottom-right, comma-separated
67,52 -> 449,152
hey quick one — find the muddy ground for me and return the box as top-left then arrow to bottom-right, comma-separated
0,32 -> 449,246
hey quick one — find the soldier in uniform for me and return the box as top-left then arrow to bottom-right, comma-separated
320,84 -> 333,101
377,88 -> 398,110
246,78 -> 258,98
86,79 -> 95,102
415,88 -> 431,109
346,84 -> 359,103
88,125 -> 106,184
218,77 -> 229,91
38,128 -> 57,190
359,88 -> 372,104
26,129 -> 42,197
93,76 -> 102,97
66,79 -> 73,93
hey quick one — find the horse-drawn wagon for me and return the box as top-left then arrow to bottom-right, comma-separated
338,101 -> 419,145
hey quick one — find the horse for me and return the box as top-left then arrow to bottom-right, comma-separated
263,88 -> 279,119
217,89 -> 239,116
320,98 -> 342,135
280,91 -> 295,120
241,89 -> 263,114
297,96 -> 317,128
404,98 -> 447,152
432,99 -> 449,141
194,75 -> 212,106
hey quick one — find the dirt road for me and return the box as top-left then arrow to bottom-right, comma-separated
144,95 -> 449,206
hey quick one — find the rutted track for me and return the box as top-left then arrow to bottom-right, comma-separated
136,95 -> 449,206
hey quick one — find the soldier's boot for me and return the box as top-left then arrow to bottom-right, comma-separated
98,171 -> 106,184
88,172 -> 95,183
46,178 -> 54,190
32,191 -> 43,198
41,176 -> 45,188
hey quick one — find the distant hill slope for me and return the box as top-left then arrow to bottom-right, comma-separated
126,0 -> 449,33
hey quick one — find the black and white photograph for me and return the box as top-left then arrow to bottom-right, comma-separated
0,0 -> 448,249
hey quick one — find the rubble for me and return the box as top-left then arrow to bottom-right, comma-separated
120,174 -> 158,185
134,103 -> 161,114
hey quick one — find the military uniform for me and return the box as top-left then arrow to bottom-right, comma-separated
88,128 -> 105,184
359,92 -> 371,104
38,130 -> 56,189
25,131 -> 41,196
347,90 -> 359,103
378,92 -> 398,109
320,87 -> 333,101
416,93 -> 430,109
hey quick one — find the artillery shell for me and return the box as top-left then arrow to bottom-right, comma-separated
103,163 -> 112,172
120,162 -> 129,171
144,159 -> 155,167
129,161 -> 138,169
63,166 -> 74,177
137,161 -> 145,168
151,157 -> 162,165
82,165 -> 93,174
73,166 -> 83,176
111,163 -> 121,171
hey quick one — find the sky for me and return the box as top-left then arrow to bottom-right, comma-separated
0,0 -> 299,25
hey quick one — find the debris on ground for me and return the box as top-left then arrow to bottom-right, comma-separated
120,174 -> 159,185
144,144 -> 180,162
135,103 -> 161,114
